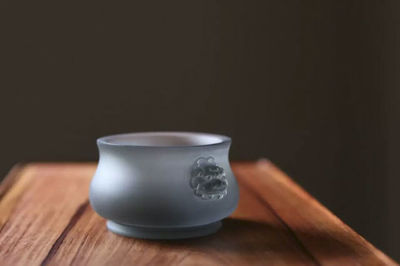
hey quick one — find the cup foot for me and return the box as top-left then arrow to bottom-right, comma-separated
106,220 -> 222,239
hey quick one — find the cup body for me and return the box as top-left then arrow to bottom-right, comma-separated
89,132 -> 239,237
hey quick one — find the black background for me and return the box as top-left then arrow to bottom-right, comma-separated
1,0 -> 399,260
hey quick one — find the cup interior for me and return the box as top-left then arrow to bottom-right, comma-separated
98,132 -> 230,147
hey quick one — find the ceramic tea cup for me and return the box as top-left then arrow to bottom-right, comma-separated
89,132 -> 239,239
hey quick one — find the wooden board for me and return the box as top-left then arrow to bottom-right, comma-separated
0,161 -> 396,266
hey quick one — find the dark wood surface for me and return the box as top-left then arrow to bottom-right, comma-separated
0,161 -> 396,265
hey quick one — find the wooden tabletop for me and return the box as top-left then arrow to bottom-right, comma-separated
0,161 -> 396,266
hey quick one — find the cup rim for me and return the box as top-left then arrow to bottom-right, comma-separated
97,132 -> 231,149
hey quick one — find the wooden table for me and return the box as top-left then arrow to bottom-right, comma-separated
0,161 -> 396,266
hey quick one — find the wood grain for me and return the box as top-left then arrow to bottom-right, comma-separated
0,162 -> 396,266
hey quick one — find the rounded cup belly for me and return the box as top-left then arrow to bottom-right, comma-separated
89,165 -> 238,227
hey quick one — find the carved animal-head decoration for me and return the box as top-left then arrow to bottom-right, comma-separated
190,157 -> 228,200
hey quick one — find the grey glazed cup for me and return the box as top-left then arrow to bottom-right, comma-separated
89,132 -> 239,239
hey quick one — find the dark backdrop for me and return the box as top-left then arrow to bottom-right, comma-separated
1,0 -> 399,260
